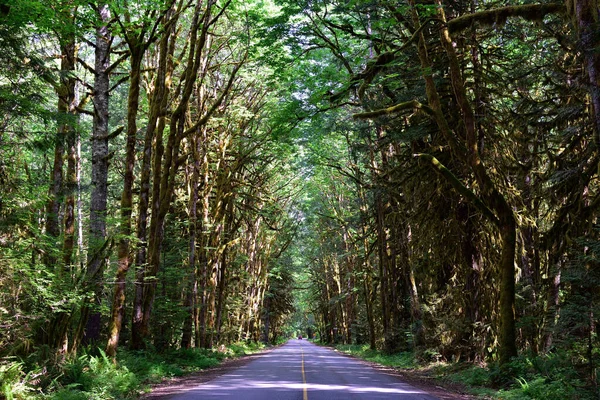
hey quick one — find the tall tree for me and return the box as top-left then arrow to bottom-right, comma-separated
74,0 -> 113,350
105,0 -> 167,357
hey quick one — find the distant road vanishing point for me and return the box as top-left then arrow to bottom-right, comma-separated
168,339 -> 439,400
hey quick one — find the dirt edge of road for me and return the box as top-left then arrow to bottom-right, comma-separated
325,346 -> 479,400
139,347 -> 276,399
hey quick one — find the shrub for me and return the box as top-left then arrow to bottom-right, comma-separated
498,376 -> 582,400
0,360 -> 35,400
48,349 -> 138,400
446,365 -> 490,387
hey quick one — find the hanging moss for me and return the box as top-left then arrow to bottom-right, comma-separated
448,3 -> 566,34
353,100 -> 434,119
353,51 -> 395,100
565,0 -> 600,24
414,153 -> 499,225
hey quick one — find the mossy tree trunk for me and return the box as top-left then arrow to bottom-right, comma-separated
47,8 -> 79,355
106,31 -> 146,357
130,4 -> 176,350
73,1 -> 112,352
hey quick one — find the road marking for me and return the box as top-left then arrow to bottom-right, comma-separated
301,343 -> 308,400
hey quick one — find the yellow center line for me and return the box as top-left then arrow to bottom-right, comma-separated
301,343 -> 308,400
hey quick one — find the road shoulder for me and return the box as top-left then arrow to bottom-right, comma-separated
322,345 -> 477,400
140,347 -> 275,399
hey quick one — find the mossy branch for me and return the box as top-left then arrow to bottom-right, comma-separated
415,153 -> 499,225
353,100 -> 434,119
448,3 -> 566,34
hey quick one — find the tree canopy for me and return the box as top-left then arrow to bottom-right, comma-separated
1,0 -> 600,398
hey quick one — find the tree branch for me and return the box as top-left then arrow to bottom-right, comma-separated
107,53 -> 130,75
353,100 -> 434,119
448,3 -> 565,34
415,153 -> 499,225
76,106 -> 95,116
77,57 -> 96,74
183,57 -> 245,136
109,75 -> 130,93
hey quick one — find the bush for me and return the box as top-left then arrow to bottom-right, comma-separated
334,344 -> 416,369
498,376 -> 582,400
117,348 -> 220,384
0,360 -> 35,399
48,349 -> 138,400
5,342 -> 265,399
446,365 -> 490,387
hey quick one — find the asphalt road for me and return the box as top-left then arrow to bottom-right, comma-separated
170,339 -> 439,399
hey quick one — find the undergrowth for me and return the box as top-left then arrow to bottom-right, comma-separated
329,343 -> 597,399
0,341 -> 266,399
332,344 -> 416,369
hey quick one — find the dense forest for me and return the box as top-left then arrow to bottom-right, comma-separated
1,0 -> 599,398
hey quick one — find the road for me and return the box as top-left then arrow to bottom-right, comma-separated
169,339 -> 439,399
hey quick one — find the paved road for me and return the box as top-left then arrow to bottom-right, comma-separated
170,339 -> 438,399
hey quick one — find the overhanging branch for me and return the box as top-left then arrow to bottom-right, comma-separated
448,3 -> 565,34
415,153 -> 499,225
353,100 -> 434,119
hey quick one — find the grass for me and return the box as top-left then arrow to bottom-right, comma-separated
333,344 -> 416,369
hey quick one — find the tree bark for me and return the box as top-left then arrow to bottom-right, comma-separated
53,21 -> 79,355
399,0 -> 519,364
182,136 -> 200,348
572,0 -> 600,140
43,6 -> 79,353
106,42 -> 144,357
131,6 -> 175,349
139,0 -> 219,345
73,1 -> 112,351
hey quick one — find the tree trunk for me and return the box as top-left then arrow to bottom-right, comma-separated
402,0 -> 519,364
215,221 -> 231,343
374,179 -> 390,348
45,14 -> 79,354
436,5 -> 518,362
106,45 -> 143,358
498,220 -> 518,364
181,141 -> 199,348
543,254 -> 563,351
56,27 -> 79,355
572,0 -> 600,139
74,1 -> 112,351
139,0 -> 216,346
131,8 -> 174,349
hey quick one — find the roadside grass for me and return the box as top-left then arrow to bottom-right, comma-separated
333,344 -> 416,369
1,342 -> 266,399
329,344 -> 597,399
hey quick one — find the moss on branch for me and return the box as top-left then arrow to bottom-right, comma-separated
353,100 -> 434,119
448,3 -> 566,34
415,153 -> 499,225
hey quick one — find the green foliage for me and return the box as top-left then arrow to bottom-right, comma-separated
48,349 -> 139,400
118,343 -> 264,385
1,0 -> 600,398
445,364 -> 491,387
35,343 -> 266,398
0,360 -> 35,400
437,353 -> 595,399
117,348 -> 222,384
329,343 -> 596,398
333,344 -> 416,369
498,377 -> 580,400
225,341 -> 266,357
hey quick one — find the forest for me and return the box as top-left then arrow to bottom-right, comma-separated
0,0 -> 599,398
